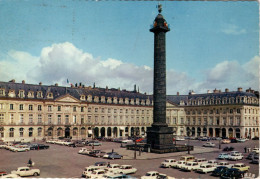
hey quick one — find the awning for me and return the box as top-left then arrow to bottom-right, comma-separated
120,127 -> 124,130
88,130 -> 92,134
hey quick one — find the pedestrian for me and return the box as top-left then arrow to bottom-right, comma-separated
244,147 -> 247,153
107,162 -> 111,167
112,149 -> 114,153
28,158 -> 32,166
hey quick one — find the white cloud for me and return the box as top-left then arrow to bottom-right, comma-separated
0,42 -> 258,95
221,24 -> 246,35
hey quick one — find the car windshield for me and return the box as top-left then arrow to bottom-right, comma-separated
145,173 -> 152,176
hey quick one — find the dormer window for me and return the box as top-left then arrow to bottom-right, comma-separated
19,90 -> 25,98
80,95 -> 85,101
119,98 -> 123,104
47,92 -> 53,99
28,91 -> 34,98
113,97 -> 118,104
0,89 -> 5,96
8,90 -> 15,98
94,96 -> 99,103
101,96 -> 106,103
87,95 -> 92,102
37,91 -> 43,98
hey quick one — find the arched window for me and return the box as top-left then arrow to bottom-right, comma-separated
29,127 -> 33,137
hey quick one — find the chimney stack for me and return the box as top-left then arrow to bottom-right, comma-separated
55,83 -> 58,86
207,90 -> 211,94
22,80 -> 25,84
177,92 -> 180,96
39,82 -> 42,85
225,88 -> 229,92
9,79 -> 15,83
237,87 -> 242,92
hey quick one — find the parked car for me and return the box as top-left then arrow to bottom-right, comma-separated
222,139 -> 231,144
217,161 -> 233,168
11,167 -> 40,177
200,137 -> 210,141
87,141 -> 102,146
252,136 -> 259,140
90,150 -> 106,157
211,166 -> 229,177
203,142 -> 215,147
246,152 -> 256,160
181,162 -> 200,172
141,171 -> 160,179
232,163 -> 250,172
94,162 -> 107,169
82,166 -> 102,177
236,138 -> 246,143
0,171 -> 20,178
207,160 -> 218,166
106,164 -> 121,173
116,165 -> 137,174
193,158 -> 208,165
107,153 -> 123,160
103,152 -> 119,159
251,154 -> 259,164
228,153 -> 243,161
86,169 -> 107,178
220,168 -> 245,179
78,148 -> 92,155
223,146 -> 234,151
161,159 -> 177,168
172,161 -> 186,169
196,164 -> 216,173
175,136 -> 185,141
179,155 -> 195,162
252,148 -> 259,153
218,153 -> 230,160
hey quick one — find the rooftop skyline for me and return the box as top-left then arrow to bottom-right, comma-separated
0,1 -> 259,95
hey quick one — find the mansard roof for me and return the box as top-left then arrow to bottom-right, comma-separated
0,81 -> 150,101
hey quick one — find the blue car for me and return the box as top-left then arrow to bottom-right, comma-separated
217,153 -> 230,159
107,153 -> 123,159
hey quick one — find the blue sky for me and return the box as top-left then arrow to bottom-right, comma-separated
0,1 -> 259,95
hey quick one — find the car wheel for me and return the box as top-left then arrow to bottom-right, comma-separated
33,172 -> 38,176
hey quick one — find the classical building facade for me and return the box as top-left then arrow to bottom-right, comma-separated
0,80 -> 259,142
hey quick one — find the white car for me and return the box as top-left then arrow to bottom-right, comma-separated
196,164 -> 216,173
78,148 -> 92,155
203,142 -> 215,147
82,166 -> 102,177
141,171 -> 160,179
228,153 -> 243,160
11,167 -> 40,177
181,162 -> 200,171
217,161 -> 233,168
0,173 -> 21,178
86,169 -> 107,178
207,160 -> 218,166
161,159 -> 177,168
193,158 -> 208,165
252,148 -> 259,153
172,161 -> 186,169
116,165 -> 137,174
106,164 -> 121,173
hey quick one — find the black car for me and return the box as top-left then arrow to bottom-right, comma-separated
220,168 -> 245,179
30,144 -> 49,150
246,152 -> 256,160
223,147 -> 234,151
211,166 -> 228,177
38,144 -> 49,149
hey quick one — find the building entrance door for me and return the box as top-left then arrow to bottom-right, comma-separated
65,127 -> 70,138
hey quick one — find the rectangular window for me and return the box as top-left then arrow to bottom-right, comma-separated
19,104 -> 23,110
58,106 -> 61,111
0,89 -> 4,95
120,109 -> 123,113
88,107 -> 91,112
0,114 -> 4,124
65,115 -> 69,124
38,128 -> 42,136
237,109 -> 240,113
95,108 -> 98,112
57,115 -> 61,124
0,104 -> 3,110
81,115 -> 84,124
173,118 -> 176,124
204,118 -> 207,125
48,115 -> 52,124
108,108 -> 111,113
38,114 -> 42,124
10,114 -> 14,124
198,118 -> 201,125
73,106 -> 77,112
29,105 -> 33,111
101,108 -> 105,113
48,105 -> 52,112
10,104 -> 14,110
114,109 -> 117,113
73,115 -> 77,124
29,114 -> 33,124
81,107 -> 84,112
19,114 -> 24,123
38,105 -> 42,111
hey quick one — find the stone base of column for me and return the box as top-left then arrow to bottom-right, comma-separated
146,126 -> 174,150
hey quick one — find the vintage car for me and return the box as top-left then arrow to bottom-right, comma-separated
236,138 -> 246,143
86,169 -> 107,178
90,150 -> 106,157
172,161 -> 186,169
252,154 -> 259,164
87,141 -> 102,146
217,153 -> 230,160
82,166 -> 103,177
228,153 -> 243,160
203,142 -> 215,147
107,153 -> 123,160
221,139 -> 231,144
103,152 -> 119,159
217,161 -> 233,168
179,155 -> 195,162
11,167 -> 40,177
207,160 -> 218,166
220,168 -> 245,179
211,166 -> 229,177
181,162 -> 200,171
141,171 -> 160,179
11,146 -> 30,152
193,158 -> 208,165
161,159 -> 177,168
78,148 -> 92,155
106,164 -> 121,173
0,172 -> 20,178
246,152 -> 256,160
116,165 -> 137,174
232,163 -> 250,172
252,148 -> 259,153
196,163 -> 216,173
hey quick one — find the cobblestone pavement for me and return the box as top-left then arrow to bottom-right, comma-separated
0,139 -> 259,178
